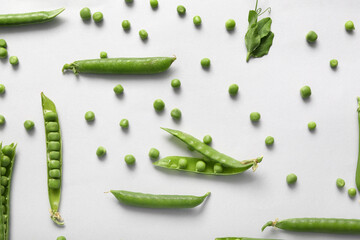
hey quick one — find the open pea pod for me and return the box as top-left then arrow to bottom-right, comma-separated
154,156 -> 259,175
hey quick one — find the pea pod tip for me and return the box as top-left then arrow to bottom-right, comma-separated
261,220 -> 276,231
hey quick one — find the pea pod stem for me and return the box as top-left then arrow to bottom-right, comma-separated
0,8 -> 65,26
356,97 -> 360,192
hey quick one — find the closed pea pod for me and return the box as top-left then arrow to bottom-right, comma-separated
0,8 -> 65,26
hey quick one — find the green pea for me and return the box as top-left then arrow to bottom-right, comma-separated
9,56 -> 18,65
228,84 -> 239,96
120,119 -> 129,128
139,29 -> 148,40
49,151 -> 60,160
193,16 -> 202,26
178,158 -> 188,169
49,169 -> 61,178
250,112 -> 261,122
0,84 -> 5,94
46,122 -> 59,132
44,112 -> 58,121
300,85 -> 311,98
225,19 -> 236,30
345,20 -> 355,31
49,160 -> 61,169
1,156 -> 10,167
148,148 -> 160,159
0,48 -> 7,58
1,176 -> 9,186
96,146 -> 106,157
1,167 -> 6,175
1,196 -> 5,204
201,58 -> 210,68
171,79 -> 181,88
48,142 -> 61,151
203,135 -> 212,145
48,179 -> 61,189
2,146 -> 14,157
122,20 -> 131,30
330,59 -> 338,68
308,121 -> 316,130
348,188 -> 357,197
1,186 -> 4,195
0,115 -> 5,125
125,0 -> 133,3
113,84 -> 124,94
125,154 -> 136,165
286,173 -> 297,184
48,132 -> 60,141
153,99 -> 165,111
150,0 -> 158,8
336,178 -> 345,188
177,5 -> 186,15
265,136 -> 274,146
306,31 -> 318,43
0,39 -> 7,48
80,7 -> 91,20
93,12 -> 103,23
196,160 -> 206,172
57,236 -> 66,240
23,120 -> 35,130
100,51 -> 107,59
171,108 -> 182,120
214,163 -> 223,173
85,111 -> 95,121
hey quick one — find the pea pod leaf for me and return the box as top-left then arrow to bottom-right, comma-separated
245,23 -> 261,62
248,10 -> 258,26
257,17 -> 272,39
252,31 -> 274,58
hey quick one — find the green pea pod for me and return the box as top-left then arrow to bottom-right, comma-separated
251,32 -> 274,58
110,190 -> 210,208
41,93 -> 64,226
62,56 -> 176,75
216,238 -> 280,240
154,156 -> 258,175
262,218 -> 360,234
0,142 -> 17,240
356,97 -> 360,192
0,8 -> 65,26
161,127 -> 263,170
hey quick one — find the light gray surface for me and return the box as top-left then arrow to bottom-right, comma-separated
1,0 -> 360,239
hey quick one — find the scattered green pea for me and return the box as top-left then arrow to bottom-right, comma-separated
0,39 -> 7,48
348,188 -> 357,197
286,173 -> 297,184
96,146 -> 106,157
171,79 -> 181,88
0,115 -> 5,125
9,56 -> 18,65
100,51 -> 107,58
125,0 -> 133,3
153,99 -> 165,111
345,20 -> 355,31
196,160 -> 206,172
0,84 -> 5,94
250,112 -> 261,122
80,7 -> 91,20
308,121 -> 316,130
148,148 -> 160,159
330,59 -> 338,68
225,19 -> 236,30
122,20 -> 131,30
0,48 -> 8,58
139,29 -> 148,40
228,84 -> 239,96
125,154 -> 136,165
85,111 -> 95,121
119,119 -> 129,128
203,135 -> 212,145
193,16 -> 202,26
171,108 -> 181,119
201,58 -> 210,68
57,237 -> 66,240
150,0 -> 158,8
306,31 -> 318,43
265,136 -> 274,146
300,85 -> 311,98
113,84 -> 124,94
177,5 -> 186,15
24,120 -> 35,130
336,178 -> 345,188
93,12 -> 103,23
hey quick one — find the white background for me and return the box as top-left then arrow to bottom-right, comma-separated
1,0 -> 360,239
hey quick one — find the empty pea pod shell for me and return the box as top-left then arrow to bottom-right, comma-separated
216,238 -> 280,240
62,56 -> 176,75
262,218 -> 360,234
0,8 -> 65,26
110,190 -> 210,208
154,156 -> 258,175
161,127 -> 263,170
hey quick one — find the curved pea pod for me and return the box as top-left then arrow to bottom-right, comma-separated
262,218 -> 360,234
161,127 -> 263,170
62,56 -> 176,75
154,156 -> 261,175
216,238 -> 280,240
0,8 -> 65,27
110,190 -> 210,209
41,93 -> 64,226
